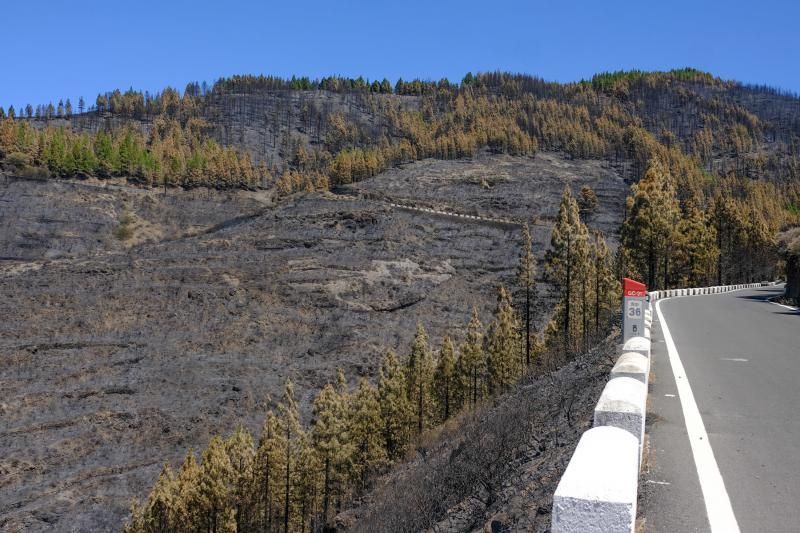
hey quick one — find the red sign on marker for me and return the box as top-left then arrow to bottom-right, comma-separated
623,277 -> 647,297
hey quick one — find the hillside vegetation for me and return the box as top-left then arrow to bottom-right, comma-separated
3,69 -> 799,287
2,68 -> 800,531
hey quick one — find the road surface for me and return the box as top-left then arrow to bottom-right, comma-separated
642,285 -> 800,532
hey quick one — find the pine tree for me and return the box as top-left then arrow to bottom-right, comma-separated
255,412 -> 282,531
545,187 -> 591,354
348,378 -> 387,488
78,96 -> 85,114
378,350 -> 412,460
517,223 -> 537,367
485,286 -> 523,392
620,159 -> 680,289
278,380 -> 303,532
226,425 -> 255,531
674,205 -> 719,286
294,432 -> 320,533
198,435 -> 235,533
136,463 -> 177,532
311,383 -> 347,527
591,231 -> 619,335
432,335 -> 456,422
406,322 -> 435,435
173,450 -> 202,532
456,308 -> 486,408
578,185 -> 598,221
578,249 -> 595,352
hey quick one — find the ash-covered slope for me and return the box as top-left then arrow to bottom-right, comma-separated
337,334 -> 618,533
0,152 -> 628,531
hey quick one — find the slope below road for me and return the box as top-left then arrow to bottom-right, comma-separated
643,285 -> 800,532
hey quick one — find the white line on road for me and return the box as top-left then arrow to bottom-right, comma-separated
656,299 -> 741,533
646,480 -> 672,485
664,393 -> 676,397
720,358 -> 748,362
767,299 -> 799,311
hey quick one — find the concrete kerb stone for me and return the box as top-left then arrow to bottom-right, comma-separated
611,352 -> 649,384
553,279 -> 769,532
552,426 -> 639,533
593,376 -> 647,463
622,336 -> 650,359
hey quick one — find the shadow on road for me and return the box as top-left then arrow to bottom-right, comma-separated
733,289 -> 800,315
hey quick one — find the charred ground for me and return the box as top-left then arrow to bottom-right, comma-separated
0,151 -> 626,531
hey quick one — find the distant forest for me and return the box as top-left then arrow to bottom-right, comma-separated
2,68 -> 799,287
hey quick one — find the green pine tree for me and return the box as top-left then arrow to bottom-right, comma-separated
278,381 -> 303,532
198,435 -> 235,533
517,223 -> 538,367
406,322 -> 435,435
348,378 -> 387,488
456,307 -> 486,408
485,286 -> 523,392
255,411 -> 282,531
226,425 -> 255,531
311,383 -> 348,526
378,350 -> 413,460
620,159 -> 681,289
545,187 -> 591,355
432,335 -> 457,422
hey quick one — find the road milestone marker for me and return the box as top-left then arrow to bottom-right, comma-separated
622,278 -> 648,343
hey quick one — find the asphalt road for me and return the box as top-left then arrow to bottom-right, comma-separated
642,285 -> 800,533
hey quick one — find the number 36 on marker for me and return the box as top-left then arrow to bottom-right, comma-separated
627,300 -> 642,317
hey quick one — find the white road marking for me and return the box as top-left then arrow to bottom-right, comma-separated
664,393 -> 676,398
720,358 -> 748,362
656,299 -> 741,533
646,480 -> 672,485
767,300 -> 799,311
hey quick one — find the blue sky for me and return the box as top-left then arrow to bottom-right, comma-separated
1,0 -> 798,109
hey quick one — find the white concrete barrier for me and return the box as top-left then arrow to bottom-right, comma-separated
622,336 -> 650,359
611,352 -> 649,384
594,377 -> 647,458
552,426 -> 639,533
553,278 -> 768,532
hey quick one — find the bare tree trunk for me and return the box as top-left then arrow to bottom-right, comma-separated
565,232 -> 572,356
525,285 -> 531,366
284,425 -> 291,533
